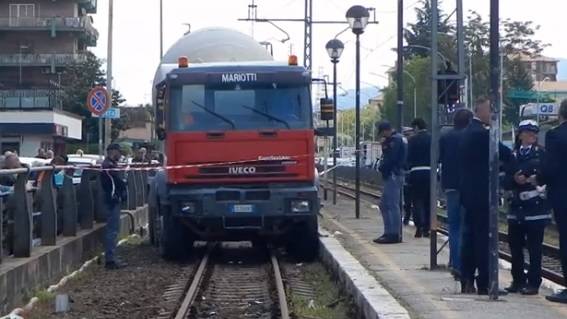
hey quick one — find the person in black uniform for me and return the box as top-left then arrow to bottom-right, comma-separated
503,120 -> 550,295
100,144 -> 128,269
402,128 -> 414,226
374,121 -> 406,244
458,97 -> 512,295
407,118 -> 431,238
440,108 -> 473,279
539,100 -> 567,303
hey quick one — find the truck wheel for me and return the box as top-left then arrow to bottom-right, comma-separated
159,206 -> 194,260
287,217 -> 319,262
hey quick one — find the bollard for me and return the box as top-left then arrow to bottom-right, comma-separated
13,172 -> 32,258
127,172 -> 136,210
40,170 -> 57,245
134,170 -> 144,207
94,175 -> 106,222
61,175 -> 78,236
78,170 -> 94,230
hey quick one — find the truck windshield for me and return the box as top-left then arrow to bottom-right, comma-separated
169,83 -> 312,131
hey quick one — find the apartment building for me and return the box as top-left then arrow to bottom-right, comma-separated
0,0 -> 98,156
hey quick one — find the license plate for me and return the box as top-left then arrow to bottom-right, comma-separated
231,204 -> 255,213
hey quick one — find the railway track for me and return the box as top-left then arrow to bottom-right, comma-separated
170,242 -> 290,319
321,181 -> 565,286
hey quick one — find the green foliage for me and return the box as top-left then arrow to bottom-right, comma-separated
404,0 -> 455,60
382,1 -> 548,127
382,57 -> 432,127
337,104 -> 381,146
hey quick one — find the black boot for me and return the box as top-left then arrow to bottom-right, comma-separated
546,289 -> 567,303
505,282 -> 526,293
414,228 -> 423,238
461,281 -> 476,294
521,286 -> 539,295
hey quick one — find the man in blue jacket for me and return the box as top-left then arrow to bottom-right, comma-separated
440,108 -> 473,280
539,100 -> 567,303
374,121 -> 407,244
100,144 -> 128,269
458,97 -> 512,294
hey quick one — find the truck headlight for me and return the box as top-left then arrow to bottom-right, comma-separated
180,201 -> 197,214
291,200 -> 310,213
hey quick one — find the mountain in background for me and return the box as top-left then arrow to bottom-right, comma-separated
557,58 -> 567,81
336,87 -> 381,110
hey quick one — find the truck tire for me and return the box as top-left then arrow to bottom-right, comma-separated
158,206 -> 194,260
287,216 -> 319,262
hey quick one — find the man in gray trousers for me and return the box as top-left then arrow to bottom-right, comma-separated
374,121 -> 407,244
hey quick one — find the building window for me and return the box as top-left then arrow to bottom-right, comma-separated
544,62 -> 557,75
9,4 -> 36,27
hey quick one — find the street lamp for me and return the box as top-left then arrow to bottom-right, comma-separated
536,77 -> 550,124
346,5 -> 369,219
326,38 -> 344,206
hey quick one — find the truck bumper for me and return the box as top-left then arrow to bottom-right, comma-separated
167,184 -> 319,240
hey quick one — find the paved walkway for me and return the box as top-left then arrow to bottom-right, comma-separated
319,193 -> 567,319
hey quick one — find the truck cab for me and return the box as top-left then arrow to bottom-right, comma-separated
151,58 -> 319,260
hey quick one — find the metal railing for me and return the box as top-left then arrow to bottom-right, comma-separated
0,16 -> 98,38
0,53 -> 87,66
0,89 -> 60,110
0,164 -> 153,263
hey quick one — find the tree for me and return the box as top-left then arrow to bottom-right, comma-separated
110,89 -> 127,140
381,57 -> 432,127
404,0 -> 454,59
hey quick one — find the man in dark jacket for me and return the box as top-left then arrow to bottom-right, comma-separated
439,108 -> 473,279
374,121 -> 406,244
407,118 -> 431,238
458,97 -> 512,295
100,144 -> 127,269
539,100 -> 567,303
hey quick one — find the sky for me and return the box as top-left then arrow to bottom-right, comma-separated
89,0 -> 567,106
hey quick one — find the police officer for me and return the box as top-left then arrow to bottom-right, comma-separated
458,97 -> 512,294
407,118 -> 431,238
402,127 -> 414,226
100,144 -> 128,270
374,121 -> 406,244
539,100 -> 567,303
439,108 -> 473,279
503,120 -> 550,295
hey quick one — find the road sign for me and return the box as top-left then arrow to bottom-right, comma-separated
87,86 -> 111,116
93,107 -> 120,119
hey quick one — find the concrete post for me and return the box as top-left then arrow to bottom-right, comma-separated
40,170 -> 57,245
78,170 -> 94,229
13,172 -> 32,257
62,175 -> 78,237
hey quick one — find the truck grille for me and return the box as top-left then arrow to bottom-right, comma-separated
224,217 -> 263,229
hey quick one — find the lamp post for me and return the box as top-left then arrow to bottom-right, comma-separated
326,38 -> 344,206
536,77 -> 550,125
346,5 -> 370,219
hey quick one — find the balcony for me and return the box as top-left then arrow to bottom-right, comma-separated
0,16 -> 98,45
0,53 -> 87,67
0,89 -> 61,110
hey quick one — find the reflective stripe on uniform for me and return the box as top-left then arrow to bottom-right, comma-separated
507,214 -> 552,221
410,166 -> 430,172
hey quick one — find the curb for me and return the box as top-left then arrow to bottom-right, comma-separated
319,229 -> 411,319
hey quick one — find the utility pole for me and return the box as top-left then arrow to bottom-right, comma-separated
457,0 -> 465,103
429,0 -> 439,270
304,0 -> 313,70
396,0 -> 404,131
159,0 -> 163,59
105,0 -> 114,149
488,0 -> 501,301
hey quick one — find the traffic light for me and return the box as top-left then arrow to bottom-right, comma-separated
320,98 -> 334,121
438,62 -> 459,105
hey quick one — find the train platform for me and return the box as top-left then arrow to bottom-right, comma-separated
319,193 -> 567,319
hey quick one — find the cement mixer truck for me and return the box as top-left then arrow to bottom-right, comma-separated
149,28 -> 320,260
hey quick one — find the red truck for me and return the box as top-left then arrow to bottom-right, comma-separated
149,28 -> 321,260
